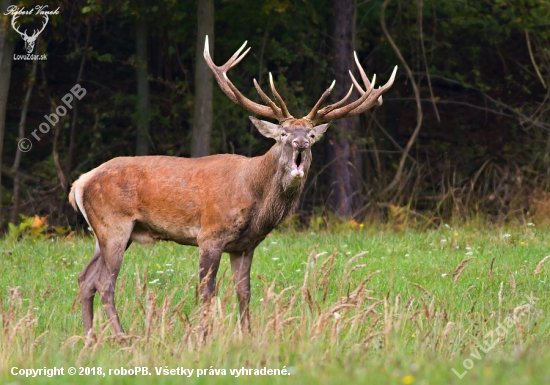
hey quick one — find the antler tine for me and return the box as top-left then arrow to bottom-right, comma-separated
304,80 -> 335,121
253,78 -> 282,114
349,70 -> 366,94
322,65 -> 397,121
204,36 -> 283,121
269,73 -> 292,120
305,49 -> 397,124
306,81 -> 361,122
345,65 -> 397,115
308,76 -> 375,124
205,37 -> 249,72
348,52 -> 384,108
229,46 -> 251,70
331,77 -> 375,115
353,52 -> 370,92
321,83 -> 354,111
203,39 -> 242,104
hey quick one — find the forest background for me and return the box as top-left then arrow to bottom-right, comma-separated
1,0 -> 550,231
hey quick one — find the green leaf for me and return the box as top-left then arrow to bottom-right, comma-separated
97,53 -> 113,62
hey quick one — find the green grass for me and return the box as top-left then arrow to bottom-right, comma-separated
1,223 -> 549,384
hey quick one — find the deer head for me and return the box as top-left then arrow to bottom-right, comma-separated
204,36 -> 397,187
11,13 -> 48,53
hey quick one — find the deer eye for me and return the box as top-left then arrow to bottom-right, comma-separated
309,133 -> 316,139
281,132 -> 288,137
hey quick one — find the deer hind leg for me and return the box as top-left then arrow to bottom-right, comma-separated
229,250 -> 253,333
79,223 -> 133,336
96,234 -> 132,336
78,239 -> 102,335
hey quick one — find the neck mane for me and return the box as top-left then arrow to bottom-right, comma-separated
249,144 -> 309,234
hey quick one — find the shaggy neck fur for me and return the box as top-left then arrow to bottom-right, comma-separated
249,143 -> 312,234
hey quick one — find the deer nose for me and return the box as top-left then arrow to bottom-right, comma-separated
292,139 -> 309,151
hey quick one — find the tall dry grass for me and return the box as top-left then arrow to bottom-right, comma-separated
1,244 -> 545,379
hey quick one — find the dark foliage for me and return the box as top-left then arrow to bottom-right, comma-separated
1,0 -> 550,229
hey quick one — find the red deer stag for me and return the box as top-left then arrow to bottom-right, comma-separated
69,36 -> 397,335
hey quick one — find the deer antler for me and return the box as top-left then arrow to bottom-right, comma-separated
305,52 -> 397,124
203,36 -> 294,123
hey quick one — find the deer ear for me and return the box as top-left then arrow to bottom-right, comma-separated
249,116 -> 281,140
311,123 -> 330,142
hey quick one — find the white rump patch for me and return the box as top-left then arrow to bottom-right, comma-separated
74,185 -> 93,232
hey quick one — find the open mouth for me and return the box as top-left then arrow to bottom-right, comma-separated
291,150 -> 305,178
295,152 -> 302,168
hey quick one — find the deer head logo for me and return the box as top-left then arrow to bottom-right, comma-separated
11,13 -> 49,53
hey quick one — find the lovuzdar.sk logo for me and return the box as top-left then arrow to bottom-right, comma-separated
4,5 -> 59,61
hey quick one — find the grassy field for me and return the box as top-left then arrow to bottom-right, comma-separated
0,222 -> 549,384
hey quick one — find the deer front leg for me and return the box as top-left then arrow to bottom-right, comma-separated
197,240 -> 224,338
198,242 -> 224,304
229,250 -> 253,332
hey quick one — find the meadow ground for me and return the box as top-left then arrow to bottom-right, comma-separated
0,222 -> 549,384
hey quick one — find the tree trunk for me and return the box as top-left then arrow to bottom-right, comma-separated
135,2 -> 151,156
10,38 -> 40,224
0,0 -> 15,225
65,23 -> 90,192
191,0 -> 214,158
326,0 -> 362,218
